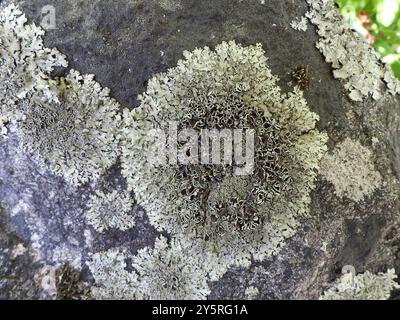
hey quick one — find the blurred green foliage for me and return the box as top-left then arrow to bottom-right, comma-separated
336,0 -> 400,78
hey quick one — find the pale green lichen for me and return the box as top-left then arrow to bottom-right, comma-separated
16,69 -> 122,187
306,0 -> 400,101
85,190 -> 136,233
290,16 -> 308,32
320,269 -> 400,300
320,138 -> 382,202
244,286 -> 260,300
87,237 -> 210,300
0,4 -> 121,187
121,41 -> 328,280
0,4 -> 67,122
87,248 -> 139,300
131,236 -> 210,300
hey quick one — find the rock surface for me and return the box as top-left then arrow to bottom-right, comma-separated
0,0 -> 399,299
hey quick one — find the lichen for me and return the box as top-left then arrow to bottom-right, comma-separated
306,0 -> 400,101
320,138 -> 382,202
244,286 -> 260,300
16,69 -> 122,187
320,269 -> 400,300
132,236 -> 210,300
0,4 -> 67,122
87,237 -> 210,300
87,248 -> 139,300
290,16 -> 308,32
85,190 -> 136,233
0,4 -> 121,187
121,41 -> 328,280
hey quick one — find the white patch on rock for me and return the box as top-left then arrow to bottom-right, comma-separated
290,16 -> 308,32
10,199 -> 30,217
11,243 -> 27,259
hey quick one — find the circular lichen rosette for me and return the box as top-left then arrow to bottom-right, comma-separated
17,70 -> 122,187
131,236 -> 210,300
121,41 -> 327,280
85,190 -> 137,233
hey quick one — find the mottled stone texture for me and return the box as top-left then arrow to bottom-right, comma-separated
0,0 -> 400,299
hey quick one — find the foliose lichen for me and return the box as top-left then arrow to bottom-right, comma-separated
85,190 -> 136,233
121,41 -> 328,280
320,269 -> 400,300
244,286 -> 260,300
88,237 -> 210,300
87,247 -> 139,300
0,4 -> 67,122
290,16 -> 308,32
306,0 -> 400,101
0,4 -> 122,187
131,236 -> 210,300
320,138 -> 382,202
16,69 -> 122,187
